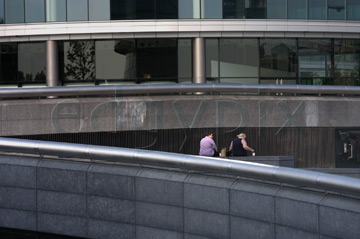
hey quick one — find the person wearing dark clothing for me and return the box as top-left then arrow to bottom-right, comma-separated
229,133 -> 255,156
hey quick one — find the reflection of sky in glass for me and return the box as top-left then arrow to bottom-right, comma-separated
287,0 -> 306,19
5,0 -> 24,23
46,0 -> 66,22
67,0 -> 88,21
18,43 -> 46,81
26,0 -> 45,23
202,0 -> 222,19
89,0 -> 110,20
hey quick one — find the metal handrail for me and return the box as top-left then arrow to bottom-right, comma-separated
0,137 -> 360,196
0,83 -> 359,98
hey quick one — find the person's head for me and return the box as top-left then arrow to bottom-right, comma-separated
206,132 -> 213,138
237,133 -> 246,139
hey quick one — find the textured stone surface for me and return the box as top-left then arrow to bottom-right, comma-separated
231,216 -> 274,239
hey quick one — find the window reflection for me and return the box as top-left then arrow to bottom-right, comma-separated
5,0 -> 24,23
157,0 -> 178,19
178,39 -> 192,83
46,0 -> 66,22
309,0 -> 326,20
267,0 -> 286,19
63,41 -> 95,81
26,0 -> 45,23
328,0 -> 345,20
96,40 -> 136,80
298,39 -> 332,81
89,0 -> 110,21
0,43 -> 17,84
18,42 -> 46,83
220,38 -> 259,78
347,0 -> 360,20
223,0 -> 244,19
179,0 -> 200,19
260,39 -> 297,78
67,0 -> 88,21
288,0 -> 306,19
334,40 -> 360,82
245,0 -> 266,19
206,39 -> 219,80
201,0 -> 222,19
0,0 -> 4,23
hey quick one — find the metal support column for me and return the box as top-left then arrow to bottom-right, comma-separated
193,37 -> 206,84
46,40 -> 59,87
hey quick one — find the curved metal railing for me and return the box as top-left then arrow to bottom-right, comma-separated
0,137 -> 359,196
0,83 -> 360,99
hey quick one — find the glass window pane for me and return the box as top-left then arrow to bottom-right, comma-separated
136,39 -> 178,80
26,0 -> 45,23
63,41 -> 95,81
136,0 -> 154,19
89,0 -> 110,21
46,0 -> 66,22
245,0 -> 266,19
220,38 -> 259,78
223,0 -> 244,19
178,39 -> 192,82
0,43 -> 18,84
179,0 -> 200,19
267,0 -> 286,19
334,39 -> 360,79
5,0 -> 25,23
156,0 -> 178,19
201,0 -> 222,19
96,40 -> 136,80
206,39 -> 219,79
288,0 -> 306,19
260,38 -> 297,78
328,0 -> 345,20
347,0 -> 360,20
110,0 -> 134,20
298,39 -> 332,78
67,0 -> 88,21
309,0 -> 326,20
18,42 -> 46,83
0,0 -> 4,23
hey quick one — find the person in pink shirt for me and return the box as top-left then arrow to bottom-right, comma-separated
199,132 -> 218,156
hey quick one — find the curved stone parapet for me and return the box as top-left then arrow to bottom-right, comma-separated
0,152 -> 359,238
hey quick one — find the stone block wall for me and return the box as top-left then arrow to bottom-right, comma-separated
0,154 -> 360,239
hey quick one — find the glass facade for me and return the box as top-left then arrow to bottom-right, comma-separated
63,41 -> 95,81
260,38 -> 297,78
288,0 -> 306,19
298,39 -> 332,85
267,0 -> 286,19
0,43 -> 17,84
67,0 -> 88,21
46,0 -> 66,22
309,0 -> 326,20
0,0 -> 360,22
18,42 -> 46,83
26,0 -> 45,23
179,0 -> 200,19
202,0 -> 222,19
0,0 -> 4,23
347,0 -> 360,20
89,0 -> 110,21
2,37 -> 360,87
5,0 -> 25,23
328,0 -> 345,20
245,0 -> 266,19
223,0 -> 244,19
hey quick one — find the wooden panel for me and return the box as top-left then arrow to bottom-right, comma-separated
14,127 -> 335,168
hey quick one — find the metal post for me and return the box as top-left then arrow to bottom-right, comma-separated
193,37 -> 206,84
46,40 -> 59,87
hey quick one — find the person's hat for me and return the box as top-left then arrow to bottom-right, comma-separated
237,133 -> 246,138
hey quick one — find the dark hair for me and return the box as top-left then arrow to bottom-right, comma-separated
205,131 -> 213,136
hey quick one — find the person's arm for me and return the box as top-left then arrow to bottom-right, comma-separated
211,139 -> 217,152
229,141 -> 233,151
242,139 -> 255,152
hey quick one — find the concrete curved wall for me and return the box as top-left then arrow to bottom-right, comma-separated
0,154 -> 360,239
1,94 -> 360,136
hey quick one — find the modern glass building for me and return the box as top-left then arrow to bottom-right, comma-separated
0,0 -> 360,87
